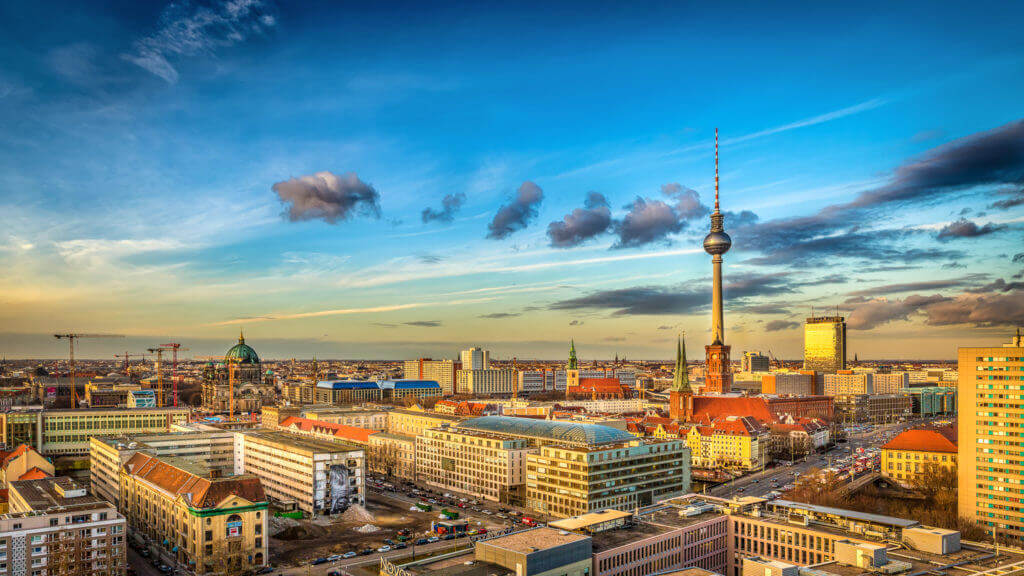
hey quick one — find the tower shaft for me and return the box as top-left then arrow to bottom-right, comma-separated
711,255 -> 724,345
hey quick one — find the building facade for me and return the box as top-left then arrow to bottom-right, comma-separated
415,427 -> 533,502
742,352 -> 770,373
119,452 -> 268,574
761,373 -> 813,396
403,359 -> 460,395
823,372 -> 873,396
456,369 -> 518,396
803,316 -> 847,373
0,407 -> 189,456
460,348 -> 491,371
201,333 -> 273,413
239,431 -> 365,516
957,333 -> 1024,541
3,477 -> 127,576
881,426 -> 957,488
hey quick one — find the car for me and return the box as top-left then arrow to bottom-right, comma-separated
482,510 -> 492,515
378,545 -> 392,553
342,552 -> 357,559
428,536 -> 440,543
395,542 -> 408,549
312,558 -> 328,565
457,503 -> 466,508
467,529 -> 480,536
497,513 -> 507,519
159,566 -> 172,574
383,539 -> 395,546
360,548 -> 374,556
326,554 -> 342,561
443,534 -> 455,540
415,538 -> 429,545
476,528 -> 488,534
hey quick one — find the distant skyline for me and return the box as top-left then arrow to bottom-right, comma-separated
1,1 -> 1023,360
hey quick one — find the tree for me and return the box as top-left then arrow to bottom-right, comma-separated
369,440 -> 402,479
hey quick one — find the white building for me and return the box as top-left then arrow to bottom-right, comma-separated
456,369 -> 517,395
460,347 -> 491,371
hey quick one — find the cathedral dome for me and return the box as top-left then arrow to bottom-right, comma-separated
226,332 -> 260,365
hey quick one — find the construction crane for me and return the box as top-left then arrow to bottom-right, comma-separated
53,333 -> 125,408
160,343 -> 189,407
194,355 -> 241,421
116,352 -> 152,383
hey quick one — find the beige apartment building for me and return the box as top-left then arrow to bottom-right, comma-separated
456,369 -> 518,396
404,359 -> 460,395
415,427 -> 533,502
303,407 -> 389,430
386,408 -> 462,437
89,431 -> 237,506
239,431 -> 365,516
119,451 -> 268,574
2,476 -> 127,576
958,333 -> 1024,541
367,432 -> 417,480
823,372 -> 873,396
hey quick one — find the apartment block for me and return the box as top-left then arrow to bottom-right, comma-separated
456,369 -> 518,396
404,359 -> 460,395
415,426 -> 533,502
824,372 -> 873,396
239,431 -> 365,516
1,476 -> 127,576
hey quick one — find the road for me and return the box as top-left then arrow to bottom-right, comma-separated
710,418 -> 936,499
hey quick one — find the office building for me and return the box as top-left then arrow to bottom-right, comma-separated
127,389 -> 156,407
873,372 -> 910,394
474,527 -> 593,576
460,347 -> 491,371
824,372 -> 873,395
377,379 -> 443,399
89,431 -> 237,506
299,406 -> 389,430
882,426 -> 957,488
742,352 -> 770,373
761,373 -> 813,396
3,476 -> 127,576
905,387 -> 956,416
119,452 -> 268,574
958,332 -> 1024,540
404,358 -> 460,395
803,316 -> 847,372
415,426 -> 534,502
367,432 -> 417,479
0,406 -> 190,456
239,430 -> 365,516
456,369 -> 518,395
386,407 -> 463,436
833,394 -> 911,424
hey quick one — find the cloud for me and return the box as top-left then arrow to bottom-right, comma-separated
549,272 -> 807,316
922,290 -> 1024,327
487,181 -> 543,239
404,320 -> 442,327
123,0 -> 277,84
272,171 -> 381,224
725,99 -> 889,146
421,193 -> 466,223
942,261 -> 966,269
990,189 -> 1024,210
743,119 -> 1024,264
479,312 -> 519,319
765,320 -> 799,331
568,320 -> 583,326
612,183 -> 710,249
846,294 -> 950,329
1014,253 -> 1024,263
846,275 -> 985,297
936,218 -> 1007,240
656,325 -> 675,330
547,192 -> 613,248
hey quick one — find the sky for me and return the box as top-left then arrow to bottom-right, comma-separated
1,0 -> 1023,360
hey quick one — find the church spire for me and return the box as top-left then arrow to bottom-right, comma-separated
239,329 -> 245,344
568,340 -> 578,370
672,335 -> 691,392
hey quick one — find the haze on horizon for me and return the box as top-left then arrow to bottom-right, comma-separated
1,1 -> 1023,361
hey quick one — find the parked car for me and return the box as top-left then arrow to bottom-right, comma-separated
342,552 -> 357,559
360,548 -> 374,556
312,558 -> 328,565
415,538 -> 429,545
395,542 -> 407,549
377,545 -> 391,553
326,554 -> 342,561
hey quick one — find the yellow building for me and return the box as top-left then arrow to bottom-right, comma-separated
367,432 -> 417,480
414,426 -> 533,502
635,416 -> 769,471
881,427 -> 957,488
803,315 -> 846,373
386,407 -> 462,437
119,451 -> 269,574
958,332 -> 1024,540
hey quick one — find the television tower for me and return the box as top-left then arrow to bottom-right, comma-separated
702,128 -> 733,394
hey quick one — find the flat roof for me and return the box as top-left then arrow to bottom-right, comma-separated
480,527 -> 590,555
8,477 -> 110,513
243,430 -> 363,453
550,509 -> 632,531
770,500 -> 918,528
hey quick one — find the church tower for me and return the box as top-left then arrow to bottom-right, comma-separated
669,336 -> 694,421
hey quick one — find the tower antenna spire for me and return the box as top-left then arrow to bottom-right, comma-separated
714,127 -> 720,212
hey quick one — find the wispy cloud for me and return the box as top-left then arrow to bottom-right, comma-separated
211,297 -> 495,325
123,0 -> 277,84
725,99 -> 889,146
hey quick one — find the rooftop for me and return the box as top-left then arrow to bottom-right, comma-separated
8,477 -> 108,513
768,499 -> 918,529
479,526 -> 590,554
123,451 -> 266,509
882,426 -> 957,453
244,429 -> 365,453
457,415 -> 638,446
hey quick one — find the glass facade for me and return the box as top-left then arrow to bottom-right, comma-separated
803,316 -> 846,372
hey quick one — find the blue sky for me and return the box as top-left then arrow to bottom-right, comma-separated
1,0 -> 1022,359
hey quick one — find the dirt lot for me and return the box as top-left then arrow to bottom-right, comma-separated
270,492 -> 505,566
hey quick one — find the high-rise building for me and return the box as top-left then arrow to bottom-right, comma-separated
742,351 -> 770,372
803,316 -> 847,372
456,369 -> 517,395
403,358 -> 460,395
703,129 -> 733,394
958,331 -> 1024,541
460,347 -> 491,370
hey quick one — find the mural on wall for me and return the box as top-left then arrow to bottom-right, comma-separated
328,464 -> 351,514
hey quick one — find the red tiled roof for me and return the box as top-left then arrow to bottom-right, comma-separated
691,397 -> 774,423
2,444 -> 33,469
123,452 -> 266,509
882,426 -> 957,453
279,416 -> 377,443
18,467 -> 52,481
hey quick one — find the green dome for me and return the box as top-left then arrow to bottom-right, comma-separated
226,332 -> 260,364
